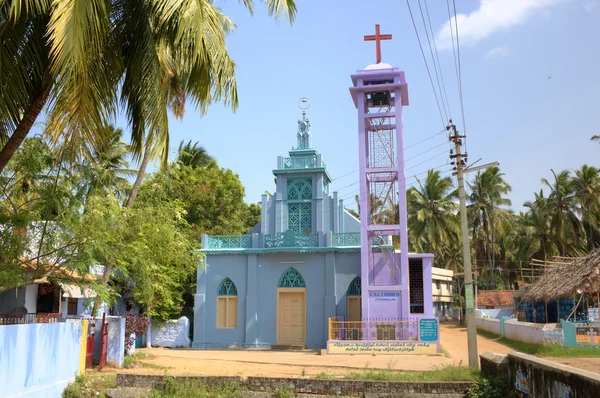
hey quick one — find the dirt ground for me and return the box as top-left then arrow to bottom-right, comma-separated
110,323 -> 527,377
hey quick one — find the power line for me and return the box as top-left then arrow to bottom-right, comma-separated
332,146 -> 450,193
337,164 -> 453,204
417,0 -> 450,121
452,0 -> 468,153
446,0 -> 461,103
331,129 -> 448,182
405,0 -> 446,128
423,0 -> 452,119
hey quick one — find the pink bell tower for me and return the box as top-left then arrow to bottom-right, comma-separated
349,25 -> 433,323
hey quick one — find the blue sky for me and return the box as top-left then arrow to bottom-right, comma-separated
118,0 -> 600,212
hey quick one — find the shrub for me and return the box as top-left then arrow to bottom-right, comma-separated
124,311 -> 149,351
464,377 -> 511,398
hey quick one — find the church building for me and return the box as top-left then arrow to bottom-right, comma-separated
193,110 -> 365,349
193,26 -> 435,350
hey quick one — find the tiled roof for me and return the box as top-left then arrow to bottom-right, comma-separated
477,290 -> 516,307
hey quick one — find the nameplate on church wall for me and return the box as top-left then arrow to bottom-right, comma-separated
327,341 -> 437,355
369,292 -> 399,302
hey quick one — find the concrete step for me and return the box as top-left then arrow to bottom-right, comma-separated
271,344 -> 306,350
106,387 -> 152,398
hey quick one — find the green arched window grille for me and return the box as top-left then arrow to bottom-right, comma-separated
278,268 -> 306,288
347,277 -> 361,296
218,278 -> 237,296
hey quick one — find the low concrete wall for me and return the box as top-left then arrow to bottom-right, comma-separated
115,374 -> 474,396
477,317 -> 564,346
477,308 -> 513,319
475,317 -> 501,335
503,320 -> 545,345
0,322 -> 82,397
481,351 -> 600,397
151,316 -> 191,348
93,316 -> 126,368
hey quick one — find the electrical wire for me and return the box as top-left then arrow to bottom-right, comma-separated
423,0 -> 452,120
417,0 -> 450,121
405,0 -> 446,128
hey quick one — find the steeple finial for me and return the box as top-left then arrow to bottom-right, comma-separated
297,97 -> 311,149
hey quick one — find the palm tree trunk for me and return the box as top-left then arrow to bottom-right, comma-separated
0,73 -> 52,173
126,141 -> 152,208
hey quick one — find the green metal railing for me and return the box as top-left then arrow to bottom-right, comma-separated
264,231 -> 318,248
206,235 -> 252,249
283,156 -> 317,169
332,232 -> 361,246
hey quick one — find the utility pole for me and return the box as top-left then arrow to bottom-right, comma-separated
448,120 -> 498,368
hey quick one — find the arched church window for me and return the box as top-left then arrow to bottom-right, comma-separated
217,278 -> 237,296
217,278 -> 237,328
347,277 -> 362,322
277,268 -> 306,288
347,277 -> 361,296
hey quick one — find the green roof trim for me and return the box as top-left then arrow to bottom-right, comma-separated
200,246 -> 360,256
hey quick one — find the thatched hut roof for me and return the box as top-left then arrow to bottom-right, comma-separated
523,248 -> 600,301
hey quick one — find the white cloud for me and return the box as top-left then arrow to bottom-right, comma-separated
583,0 -> 600,12
485,46 -> 511,58
436,0 -> 565,50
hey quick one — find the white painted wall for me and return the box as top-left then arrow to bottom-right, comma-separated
24,284 -> 38,313
504,320 -> 546,345
475,317 -> 502,335
151,317 -> 191,348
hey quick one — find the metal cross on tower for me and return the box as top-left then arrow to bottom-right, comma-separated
364,24 -> 392,64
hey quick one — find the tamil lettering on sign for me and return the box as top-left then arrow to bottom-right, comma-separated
465,285 -> 474,309
369,292 -> 399,302
327,341 -> 437,355
419,318 -> 438,342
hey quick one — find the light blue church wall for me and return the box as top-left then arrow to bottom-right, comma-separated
333,252 -> 362,318
0,322 -> 82,398
193,251 -> 361,349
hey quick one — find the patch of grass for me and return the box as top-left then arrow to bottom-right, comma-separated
440,346 -> 451,358
271,386 -> 295,398
124,351 -> 168,370
315,365 -> 479,382
62,372 -> 117,398
151,378 -> 245,398
537,344 -> 600,358
477,329 -> 600,357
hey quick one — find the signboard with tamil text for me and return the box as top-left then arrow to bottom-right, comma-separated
327,341 -> 437,355
419,318 -> 439,342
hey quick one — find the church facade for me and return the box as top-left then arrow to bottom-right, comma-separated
193,34 -> 436,349
193,113 -> 434,350
193,111 -> 367,349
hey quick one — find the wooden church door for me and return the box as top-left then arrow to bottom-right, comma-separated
277,290 -> 305,345
276,268 -> 306,346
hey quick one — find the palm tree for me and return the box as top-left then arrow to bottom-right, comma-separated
520,191 -> 558,261
541,169 -> 585,255
468,167 -> 512,286
81,125 -> 135,201
406,170 -> 459,265
572,165 -> 600,249
177,140 -> 214,168
0,0 -> 297,173
592,135 -> 600,143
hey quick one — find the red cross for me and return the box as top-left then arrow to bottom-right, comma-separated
364,24 -> 392,64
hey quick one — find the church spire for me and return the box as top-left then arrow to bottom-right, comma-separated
296,97 -> 311,149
